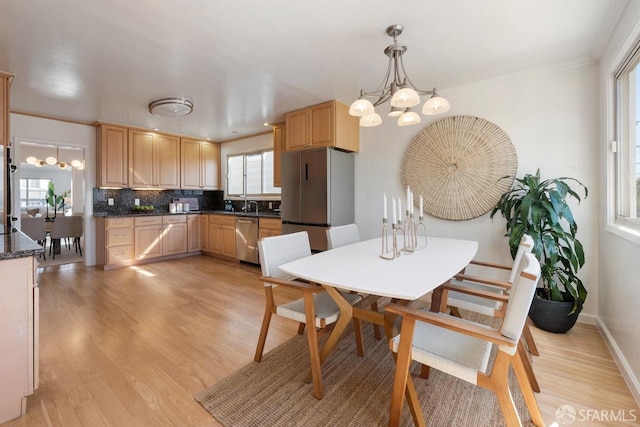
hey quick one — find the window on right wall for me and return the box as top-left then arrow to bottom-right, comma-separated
614,40 -> 640,232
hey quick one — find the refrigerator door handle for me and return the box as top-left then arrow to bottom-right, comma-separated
305,163 -> 308,181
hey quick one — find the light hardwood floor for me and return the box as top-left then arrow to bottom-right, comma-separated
2,256 -> 639,427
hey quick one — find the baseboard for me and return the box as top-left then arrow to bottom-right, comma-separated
576,311 -> 597,325
596,318 -> 640,407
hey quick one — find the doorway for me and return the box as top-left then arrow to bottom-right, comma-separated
16,140 -> 86,267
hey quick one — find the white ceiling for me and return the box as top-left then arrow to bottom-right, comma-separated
0,0 -> 625,141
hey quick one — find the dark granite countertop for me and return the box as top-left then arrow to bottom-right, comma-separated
0,230 -> 45,261
94,210 -> 281,219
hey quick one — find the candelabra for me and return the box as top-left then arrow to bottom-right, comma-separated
380,219 -> 404,260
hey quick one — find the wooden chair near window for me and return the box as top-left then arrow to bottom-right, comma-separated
255,231 -> 362,399
387,253 -> 544,427
441,234 -> 540,392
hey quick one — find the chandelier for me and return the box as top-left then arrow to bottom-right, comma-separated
25,146 -> 84,169
349,24 -> 450,127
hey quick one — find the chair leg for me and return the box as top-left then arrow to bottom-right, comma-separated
254,287 -> 275,363
522,321 -> 539,356
388,318 -> 427,427
297,323 -> 306,335
513,349 -> 545,427
353,317 -> 365,357
517,339 -> 540,393
371,300 -> 383,340
483,352 -> 523,427
302,291 -> 323,400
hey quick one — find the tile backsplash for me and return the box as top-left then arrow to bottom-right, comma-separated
93,188 -> 224,215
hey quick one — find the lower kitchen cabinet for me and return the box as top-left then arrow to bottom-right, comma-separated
134,216 -> 163,260
162,215 -> 187,256
187,214 -> 201,252
205,214 -> 236,259
96,217 -> 134,269
258,217 -> 282,240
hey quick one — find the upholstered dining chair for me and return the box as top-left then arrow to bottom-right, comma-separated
387,253 -> 544,427
49,215 -> 84,259
326,223 -> 361,250
441,234 -> 540,392
255,231 -> 362,399
20,217 -> 47,259
446,235 -> 538,351
326,223 -> 384,351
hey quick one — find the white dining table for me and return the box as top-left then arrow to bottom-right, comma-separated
279,235 -> 477,424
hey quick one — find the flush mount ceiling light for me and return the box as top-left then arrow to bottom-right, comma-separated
349,24 -> 450,128
148,97 -> 193,117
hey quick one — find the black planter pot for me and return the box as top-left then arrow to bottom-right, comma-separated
528,295 -> 580,333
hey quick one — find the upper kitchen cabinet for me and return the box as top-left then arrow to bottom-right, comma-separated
180,138 -> 220,190
272,123 -> 284,187
129,130 -> 180,189
96,124 -> 128,188
284,100 -> 359,153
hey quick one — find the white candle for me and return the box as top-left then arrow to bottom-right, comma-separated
410,191 -> 414,216
391,197 -> 396,225
406,186 -> 411,211
398,198 -> 402,220
419,195 -> 423,217
383,193 -> 387,220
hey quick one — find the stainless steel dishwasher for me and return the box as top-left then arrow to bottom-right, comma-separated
235,217 -> 259,264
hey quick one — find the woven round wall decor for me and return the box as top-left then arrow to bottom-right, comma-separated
401,115 -> 517,221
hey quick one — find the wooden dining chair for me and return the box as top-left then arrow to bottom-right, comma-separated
446,235 -> 539,354
20,217 -> 47,259
441,235 -> 540,392
255,231 -> 362,399
387,253 -> 544,427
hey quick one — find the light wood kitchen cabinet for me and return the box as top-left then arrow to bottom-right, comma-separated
96,124 -> 129,188
187,214 -> 201,252
129,130 -> 180,189
284,100 -> 359,153
200,215 -> 210,252
162,216 -> 187,256
180,138 -> 221,190
207,214 -> 236,258
95,217 -> 134,269
134,216 -> 163,260
0,256 -> 38,424
272,123 -> 284,187
258,217 -> 282,240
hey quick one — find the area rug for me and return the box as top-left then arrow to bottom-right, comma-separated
36,244 -> 84,268
195,323 -> 534,426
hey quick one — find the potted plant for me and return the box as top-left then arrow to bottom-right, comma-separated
490,169 -> 588,333
46,182 -> 69,218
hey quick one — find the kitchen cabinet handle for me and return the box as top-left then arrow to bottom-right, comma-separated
305,163 -> 308,181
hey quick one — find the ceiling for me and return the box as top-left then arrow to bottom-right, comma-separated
0,0 -> 625,142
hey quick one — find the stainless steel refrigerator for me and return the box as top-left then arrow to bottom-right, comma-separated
281,147 -> 354,251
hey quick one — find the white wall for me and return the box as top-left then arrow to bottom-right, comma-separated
355,63 -> 600,320
10,114 -> 97,266
598,0 -> 640,403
